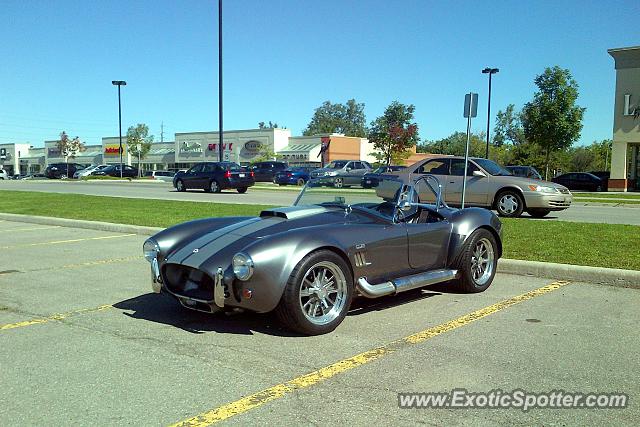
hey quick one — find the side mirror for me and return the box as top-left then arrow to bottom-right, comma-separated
472,170 -> 486,177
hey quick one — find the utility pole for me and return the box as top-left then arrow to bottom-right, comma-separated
160,121 -> 164,143
218,0 -> 224,162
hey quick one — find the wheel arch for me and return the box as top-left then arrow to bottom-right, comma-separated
493,185 -> 527,209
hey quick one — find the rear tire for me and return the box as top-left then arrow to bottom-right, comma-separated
297,178 -> 305,186
452,228 -> 498,293
237,187 -> 247,194
527,209 -> 550,218
275,250 -> 353,335
495,190 -> 524,218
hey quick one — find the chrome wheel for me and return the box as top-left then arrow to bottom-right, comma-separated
470,238 -> 495,286
176,180 -> 184,191
210,180 -> 220,193
334,178 -> 343,188
299,261 -> 347,326
498,194 -> 518,215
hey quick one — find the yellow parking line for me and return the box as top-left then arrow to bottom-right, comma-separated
170,280 -> 571,427
0,304 -> 113,331
0,233 -> 137,249
1,226 -> 61,232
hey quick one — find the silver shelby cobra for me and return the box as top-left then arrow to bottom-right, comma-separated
143,175 -> 502,335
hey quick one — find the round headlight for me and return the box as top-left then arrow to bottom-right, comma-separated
143,239 -> 160,262
232,253 -> 254,281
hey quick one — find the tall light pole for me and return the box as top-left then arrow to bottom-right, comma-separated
482,67 -> 499,159
112,80 -> 127,178
218,0 -> 224,162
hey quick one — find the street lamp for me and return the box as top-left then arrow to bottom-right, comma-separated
112,80 -> 127,178
481,67 -> 499,159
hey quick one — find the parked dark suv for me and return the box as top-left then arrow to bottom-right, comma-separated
91,164 -> 139,178
250,161 -> 288,182
552,172 -> 604,192
44,162 -> 85,179
173,162 -> 255,193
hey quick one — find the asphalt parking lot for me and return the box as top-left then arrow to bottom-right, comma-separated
1,220 -> 638,425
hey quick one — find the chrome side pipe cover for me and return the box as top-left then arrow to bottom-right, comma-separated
357,269 -> 459,298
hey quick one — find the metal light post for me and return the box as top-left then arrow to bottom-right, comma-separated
482,67 -> 499,159
218,0 -> 224,162
112,80 -> 127,178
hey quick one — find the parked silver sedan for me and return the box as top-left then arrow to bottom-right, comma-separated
401,156 -> 572,218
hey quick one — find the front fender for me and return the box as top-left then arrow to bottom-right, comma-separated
236,227 -> 351,313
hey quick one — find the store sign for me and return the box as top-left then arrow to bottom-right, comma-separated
180,141 -> 203,153
207,143 -> 234,151
104,144 -> 126,155
244,140 -> 262,152
0,148 -> 6,160
281,154 -> 309,160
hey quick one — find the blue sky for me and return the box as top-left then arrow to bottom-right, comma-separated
1,0 -> 637,148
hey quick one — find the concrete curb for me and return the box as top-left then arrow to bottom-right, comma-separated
2,212 -> 639,289
498,259 -> 640,289
0,213 -> 161,235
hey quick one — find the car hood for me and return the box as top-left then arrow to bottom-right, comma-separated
165,206 -> 350,270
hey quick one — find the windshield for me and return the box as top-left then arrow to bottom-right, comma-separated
474,158 -> 512,176
295,177 -> 405,220
326,161 -> 347,169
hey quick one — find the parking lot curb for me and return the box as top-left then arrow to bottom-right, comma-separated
0,213 -> 161,235
2,212 -> 639,288
498,259 -> 640,289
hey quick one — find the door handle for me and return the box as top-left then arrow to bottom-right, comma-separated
449,181 -> 455,184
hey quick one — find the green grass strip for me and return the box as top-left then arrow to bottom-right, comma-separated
1,190 -> 638,270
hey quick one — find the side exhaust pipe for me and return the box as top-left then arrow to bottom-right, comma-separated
357,269 -> 459,298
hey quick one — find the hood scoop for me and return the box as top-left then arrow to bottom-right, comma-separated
260,206 -> 329,220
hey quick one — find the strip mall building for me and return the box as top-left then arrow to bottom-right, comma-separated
609,46 -> 640,192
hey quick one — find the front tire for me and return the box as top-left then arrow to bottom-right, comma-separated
495,190 -> 524,218
275,250 -> 353,335
175,179 -> 186,192
333,177 -> 343,188
452,228 -> 498,293
209,180 -> 221,193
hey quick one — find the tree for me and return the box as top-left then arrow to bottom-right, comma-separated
493,104 -> 526,146
56,131 -> 85,178
252,143 -> 282,163
258,121 -> 281,129
126,124 -> 153,177
368,101 -> 419,166
420,131 -> 486,157
521,66 -> 585,179
303,99 -> 367,137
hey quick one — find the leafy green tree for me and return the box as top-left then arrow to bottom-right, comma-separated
56,131 -> 85,178
493,104 -> 526,146
420,131 -> 486,157
252,144 -> 282,163
521,66 -> 585,179
126,124 -> 153,177
303,99 -> 367,137
369,101 -> 419,165
258,121 -> 281,129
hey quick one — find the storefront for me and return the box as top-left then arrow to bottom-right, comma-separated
0,143 -> 30,175
608,46 -> 640,192
101,137 -> 131,165
174,128 -> 291,167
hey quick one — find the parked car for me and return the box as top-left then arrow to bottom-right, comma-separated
143,170 -> 175,182
273,167 -> 313,186
401,156 -> 572,218
173,162 -> 254,193
74,164 -> 108,179
0,169 -> 8,180
250,161 -> 288,182
552,172 -> 605,192
589,171 -> 610,191
361,165 -> 407,188
142,174 -> 502,335
91,164 -> 138,178
310,160 -> 373,188
505,165 -> 542,180
44,162 -> 85,179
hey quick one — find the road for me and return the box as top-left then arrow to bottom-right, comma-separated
1,180 -> 640,225
0,220 -> 637,425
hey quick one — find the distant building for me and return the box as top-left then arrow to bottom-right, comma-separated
608,46 -> 640,192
